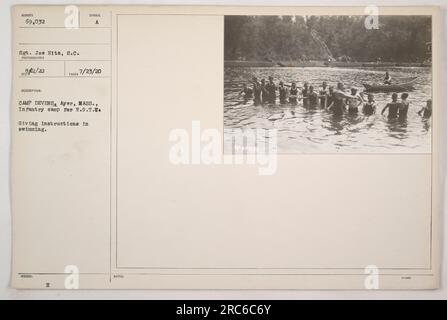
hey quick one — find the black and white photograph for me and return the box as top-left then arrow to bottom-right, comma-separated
224,15 -> 432,153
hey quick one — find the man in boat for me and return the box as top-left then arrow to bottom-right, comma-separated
307,86 -> 319,108
278,81 -> 288,104
362,93 -> 376,116
265,76 -> 277,104
346,88 -> 364,114
240,83 -> 253,99
252,77 -> 262,104
302,82 -> 309,107
289,82 -> 299,104
319,81 -> 328,108
418,99 -> 432,119
381,93 -> 399,119
398,93 -> 410,120
384,71 -> 392,85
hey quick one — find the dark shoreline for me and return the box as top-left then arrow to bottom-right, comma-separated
224,60 -> 431,68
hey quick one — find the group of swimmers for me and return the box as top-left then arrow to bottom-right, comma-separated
240,76 -> 432,120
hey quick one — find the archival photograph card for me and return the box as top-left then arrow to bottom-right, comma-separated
11,5 -> 441,289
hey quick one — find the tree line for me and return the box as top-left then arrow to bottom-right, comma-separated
224,15 -> 431,62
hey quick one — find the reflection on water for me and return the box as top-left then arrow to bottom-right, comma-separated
224,66 -> 432,153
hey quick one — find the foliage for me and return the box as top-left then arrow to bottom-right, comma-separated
224,15 -> 431,62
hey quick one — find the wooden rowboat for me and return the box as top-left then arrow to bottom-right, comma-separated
363,77 -> 418,92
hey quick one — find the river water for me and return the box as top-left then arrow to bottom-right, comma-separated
224,66 -> 432,153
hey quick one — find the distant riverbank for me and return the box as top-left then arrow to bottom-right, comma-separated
224,60 -> 431,68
